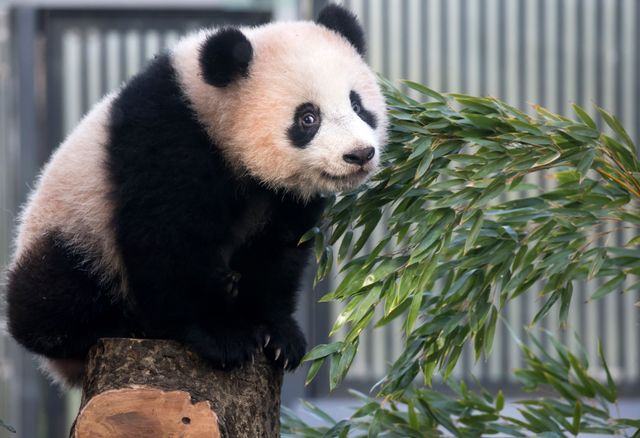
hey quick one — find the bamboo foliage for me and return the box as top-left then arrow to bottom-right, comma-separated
283,333 -> 639,437
285,79 -> 640,436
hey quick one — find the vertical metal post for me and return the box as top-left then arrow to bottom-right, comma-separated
12,7 -> 68,438
12,10 -> 43,438
312,0 -> 329,19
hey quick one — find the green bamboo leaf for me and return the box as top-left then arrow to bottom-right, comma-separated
483,306 -> 498,358
376,294 -> 412,328
558,284 -> 573,324
464,211 -> 484,254
534,150 -> 561,167
404,291 -> 423,335
448,153 -> 487,166
316,246 -> 333,280
532,293 -> 560,326
402,80 -> 447,102
625,235 -> 640,247
299,226 -> 320,245
329,221 -> 349,245
301,400 -> 337,425
408,137 -> 432,160
414,149 -> 434,180
572,103 -> 597,129
470,177 -> 506,208
567,354 -> 596,397
303,342 -> 344,362
329,343 -> 358,391
426,120 -> 451,130
314,231 -> 325,261
0,420 -> 15,434
464,114 -> 506,131
597,106 -> 636,151
590,273 -> 625,300
571,401 -> 582,435
495,390 -> 504,411
576,149 -> 596,178
614,418 -> 640,428
598,342 -> 617,401
337,229 -> 353,262
588,248 -> 607,280
305,358 -> 325,385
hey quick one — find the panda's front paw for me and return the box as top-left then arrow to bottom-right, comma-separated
184,325 -> 261,369
262,319 -> 307,371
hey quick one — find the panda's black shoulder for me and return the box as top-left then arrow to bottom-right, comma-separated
109,53 -> 195,134
105,51 -> 243,269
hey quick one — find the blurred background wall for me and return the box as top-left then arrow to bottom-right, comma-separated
0,0 -> 638,436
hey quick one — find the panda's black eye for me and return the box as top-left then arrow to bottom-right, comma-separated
351,101 -> 361,114
301,112 -> 317,127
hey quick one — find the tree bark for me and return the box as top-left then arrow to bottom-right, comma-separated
71,338 -> 283,438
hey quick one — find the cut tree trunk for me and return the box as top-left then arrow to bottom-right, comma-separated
71,338 -> 283,438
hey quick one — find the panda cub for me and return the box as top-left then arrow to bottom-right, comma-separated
6,4 -> 387,386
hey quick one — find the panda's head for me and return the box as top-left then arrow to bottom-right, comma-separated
174,5 -> 387,200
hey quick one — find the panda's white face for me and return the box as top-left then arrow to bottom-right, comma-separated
174,21 -> 387,200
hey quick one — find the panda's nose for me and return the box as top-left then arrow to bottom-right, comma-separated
343,147 -> 375,166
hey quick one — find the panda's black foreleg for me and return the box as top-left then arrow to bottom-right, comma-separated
6,231 -> 126,360
181,323 -> 265,369
231,242 -> 315,370
228,196 -> 325,371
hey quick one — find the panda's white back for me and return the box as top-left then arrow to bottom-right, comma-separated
12,93 -> 126,294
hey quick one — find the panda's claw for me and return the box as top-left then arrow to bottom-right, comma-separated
259,320 -> 306,371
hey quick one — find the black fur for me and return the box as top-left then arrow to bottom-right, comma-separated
7,231 -> 127,359
107,53 -> 325,370
316,4 -> 366,56
350,90 -> 378,129
287,102 -> 321,148
199,27 -> 253,87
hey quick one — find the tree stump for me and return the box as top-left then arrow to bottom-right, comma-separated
71,338 -> 283,438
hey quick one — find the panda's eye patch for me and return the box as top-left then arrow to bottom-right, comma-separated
288,102 -> 321,148
350,90 -> 378,129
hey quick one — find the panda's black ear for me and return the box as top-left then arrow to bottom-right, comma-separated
316,4 -> 366,56
199,27 -> 253,87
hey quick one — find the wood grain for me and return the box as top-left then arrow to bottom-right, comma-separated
71,338 -> 283,438
73,388 -> 220,438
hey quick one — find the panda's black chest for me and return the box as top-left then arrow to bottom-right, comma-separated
229,192 -> 272,244
218,188 -> 274,267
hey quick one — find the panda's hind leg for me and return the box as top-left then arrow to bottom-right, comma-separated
7,231 -> 126,361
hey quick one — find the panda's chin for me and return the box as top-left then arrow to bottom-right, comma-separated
319,169 -> 370,192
